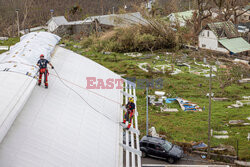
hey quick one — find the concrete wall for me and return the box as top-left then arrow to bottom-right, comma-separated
199,30 -> 229,53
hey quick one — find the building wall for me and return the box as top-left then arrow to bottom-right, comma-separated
48,21 -> 58,32
54,23 -> 113,37
199,30 -> 229,53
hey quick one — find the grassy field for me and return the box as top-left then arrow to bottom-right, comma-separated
63,39 -> 250,160
2,33 -> 249,160
0,37 -> 20,54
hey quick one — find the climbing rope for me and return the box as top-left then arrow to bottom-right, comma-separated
53,68 -> 120,124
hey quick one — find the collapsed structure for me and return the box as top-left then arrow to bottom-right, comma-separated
0,32 -> 141,167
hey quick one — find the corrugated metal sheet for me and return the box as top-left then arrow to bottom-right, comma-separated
47,16 -> 68,26
208,21 -> 239,39
83,12 -> 148,27
219,37 -> 250,53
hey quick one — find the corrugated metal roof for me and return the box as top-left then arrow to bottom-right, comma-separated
174,10 -> 194,21
208,21 -> 239,39
47,16 -> 68,26
83,12 -> 148,27
219,37 -> 250,53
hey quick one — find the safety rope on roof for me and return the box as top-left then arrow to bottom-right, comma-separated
53,68 -> 120,124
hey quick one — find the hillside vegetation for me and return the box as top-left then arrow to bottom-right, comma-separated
62,35 -> 250,160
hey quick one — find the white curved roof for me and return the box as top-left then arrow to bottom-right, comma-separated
0,46 -> 123,167
0,32 -> 141,167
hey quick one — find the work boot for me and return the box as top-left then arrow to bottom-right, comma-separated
38,82 -> 41,86
127,123 -> 132,130
45,85 -> 48,89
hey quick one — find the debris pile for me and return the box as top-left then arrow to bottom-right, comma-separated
176,98 -> 202,111
212,129 -> 229,139
227,99 -> 250,108
229,120 -> 249,126
124,52 -> 142,57
160,107 -> 178,112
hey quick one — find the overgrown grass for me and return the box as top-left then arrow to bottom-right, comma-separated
0,37 -> 20,54
63,39 -> 250,161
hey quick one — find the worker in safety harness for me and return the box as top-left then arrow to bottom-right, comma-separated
123,97 -> 135,129
37,54 -> 54,88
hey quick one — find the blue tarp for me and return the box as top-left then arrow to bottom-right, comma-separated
165,98 -> 177,103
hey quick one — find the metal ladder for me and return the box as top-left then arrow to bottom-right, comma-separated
119,79 -> 141,167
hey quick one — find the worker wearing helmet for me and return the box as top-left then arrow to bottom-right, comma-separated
123,97 -> 135,129
37,54 -> 54,88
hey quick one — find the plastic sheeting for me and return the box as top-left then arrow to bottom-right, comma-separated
0,32 -> 60,145
0,47 -> 123,167
0,32 -> 60,77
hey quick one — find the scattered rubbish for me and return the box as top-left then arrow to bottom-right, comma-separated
215,60 -> 222,65
247,117 -> 250,121
201,155 -> 206,159
160,107 -> 178,112
59,44 -> 66,47
212,144 -> 236,155
73,45 -> 81,49
213,135 -> 229,139
194,58 -> 217,72
189,58 -> 217,77
239,78 -> 250,83
212,130 -> 228,135
228,100 -> 250,108
155,64 -> 182,75
149,127 -> 160,138
219,64 -> 227,69
206,93 -> 214,97
192,142 -> 207,150
212,97 -> 229,101
155,91 -> 165,96
119,74 -> 126,77
155,56 -> 160,60
0,37 -> 8,40
103,51 -> 111,55
138,63 -> 149,72
248,133 -> 250,141
243,96 -> 250,100
234,58 -> 249,65
235,160 -> 250,167
124,52 -> 142,57
165,98 -> 176,104
0,46 -> 9,51
166,52 -> 172,55
204,74 -> 216,77
211,130 -> 229,139
203,57 -> 207,64
148,95 -> 164,106
176,98 -> 202,111
138,63 -> 182,75
229,120 -> 244,125
144,54 -> 155,58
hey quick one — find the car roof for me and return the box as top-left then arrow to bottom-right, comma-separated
141,136 -> 165,144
